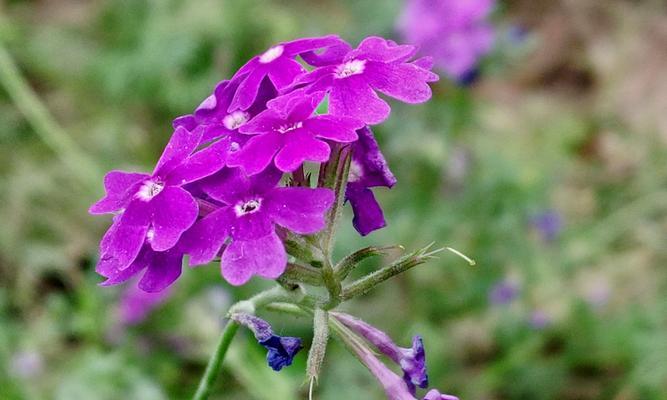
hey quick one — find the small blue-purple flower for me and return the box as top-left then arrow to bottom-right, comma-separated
531,210 -> 562,242
333,312 -> 427,394
231,313 -> 303,371
528,310 -> 551,330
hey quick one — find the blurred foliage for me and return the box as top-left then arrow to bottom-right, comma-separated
1,0 -> 666,399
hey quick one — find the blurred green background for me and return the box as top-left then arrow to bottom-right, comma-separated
1,0 -> 667,399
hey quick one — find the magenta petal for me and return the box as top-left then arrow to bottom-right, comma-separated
99,249 -> 146,286
227,132 -> 283,175
267,187 -> 334,234
221,233 -> 286,285
238,108 -> 284,134
366,61 -> 437,104
231,211 -> 274,241
330,77 -> 391,125
200,168 -> 250,205
138,248 -> 183,292
149,187 -> 198,251
229,67 -> 266,111
304,115 -> 362,142
89,171 -> 149,214
153,126 -> 203,177
181,208 -> 231,265
274,130 -> 330,172
165,138 -> 229,186
96,201 -> 151,277
267,58 -> 305,89
351,36 -> 416,63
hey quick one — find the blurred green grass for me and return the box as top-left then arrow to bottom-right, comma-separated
1,1 -> 666,399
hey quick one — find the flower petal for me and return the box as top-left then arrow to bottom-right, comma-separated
267,58 -> 305,89
153,126 -> 203,177
267,187 -> 334,234
365,61 -> 438,104
227,132 -> 283,175
330,76 -> 391,125
165,137 -> 229,186
349,36 -> 416,63
181,207 -> 232,265
89,171 -> 149,214
346,184 -> 387,236
221,232 -> 287,285
303,115 -> 363,142
96,200 -> 151,277
229,67 -> 266,111
150,186 -> 198,251
138,247 -> 183,292
274,130 -> 330,172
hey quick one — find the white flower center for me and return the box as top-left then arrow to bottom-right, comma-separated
234,199 -> 262,217
229,141 -> 240,152
348,160 -> 364,182
136,180 -> 164,201
277,121 -> 303,134
223,111 -> 250,130
146,227 -> 155,243
335,59 -> 366,79
259,45 -> 284,64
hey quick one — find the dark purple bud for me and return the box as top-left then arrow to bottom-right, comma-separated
231,313 -> 303,371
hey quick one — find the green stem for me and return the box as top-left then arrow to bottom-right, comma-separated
0,43 -> 101,189
192,321 -> 240,400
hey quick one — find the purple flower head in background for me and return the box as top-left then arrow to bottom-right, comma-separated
333,312 -> 428,394
346,127 -> 397,236
90,127 -> 228,281
228,35 -> 346,111
228,91 -> 363,175
117,281 -> 172,325
488,279 -> 520,305
182,167 -> 334,285
10,350 -> 44,379
173,76 -> 276,145
398,0 -> 495,82
231,313 -> 303,371
293,36 -> 439,125
528,310 -> 551,330
531,210 -> 562,242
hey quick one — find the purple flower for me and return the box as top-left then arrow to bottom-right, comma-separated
531,210 -> 562,242
488,279 -> 519,305
231,313 -> 303,371
10,350 -> 43,379
293,36 -> 439,125
228,35 -> 347,111
423,389 -> 460,400
116,280 -> 173,325
172,76 -> 276,145
398,0 -> 495,82
346,127 -> 397,236
90,126 -> 228,280
528,310 -> 551,330
333,312 -> 428,394
227,91 -> 363,175
182,167 -> 334,285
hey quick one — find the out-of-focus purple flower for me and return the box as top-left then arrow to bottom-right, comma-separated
398,0 -> 495,82
423,389 -> 460,400
182,167 -> 334,285
583,279 -> 611,309
333,312 -> 428,394
228,91 -> 363,175
346,127 -> 397,236
90,126 -> 228,281
293,36 -> 439,125
117,281 -> 172,325
10,350 -> 43,379
228,35 -> 347,111
531,210 -> 562,242
173,76 -> 276,145
528,310 -> 551,330
231,313 -> 302,371
488,279 -> 520,305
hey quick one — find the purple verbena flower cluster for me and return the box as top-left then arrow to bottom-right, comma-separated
90,35 -> 438,291
398,0 -> 496,83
